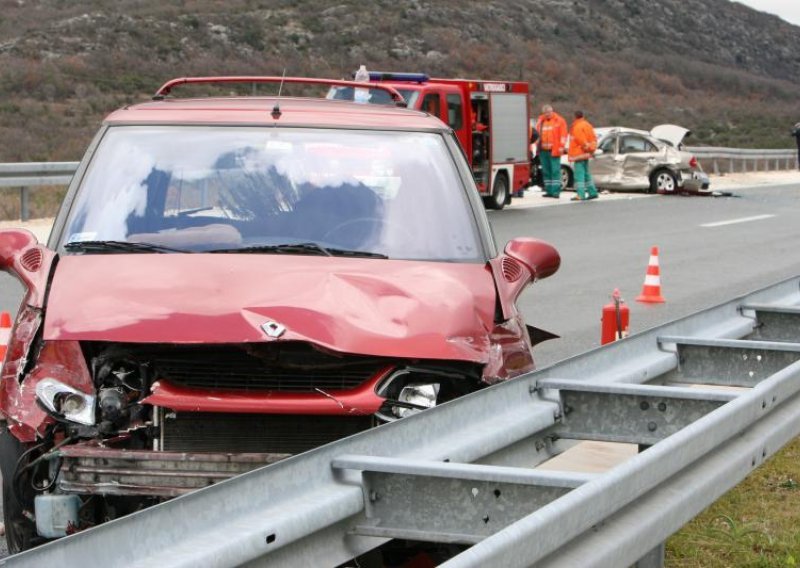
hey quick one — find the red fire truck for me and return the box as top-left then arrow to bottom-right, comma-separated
328,72 -> 531,210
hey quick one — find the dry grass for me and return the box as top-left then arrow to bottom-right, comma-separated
667,437 -> 800,567
0,0 -> 799,163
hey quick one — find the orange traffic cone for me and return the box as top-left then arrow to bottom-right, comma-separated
636,246 -> 665,303
0,311 -> 11,362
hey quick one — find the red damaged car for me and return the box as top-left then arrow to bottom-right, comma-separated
0,77 -> 559,551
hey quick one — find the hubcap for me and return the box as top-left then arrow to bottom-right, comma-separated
494,180 -> 507,205
657,173 -> 674,192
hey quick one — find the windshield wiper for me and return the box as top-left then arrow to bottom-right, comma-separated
324,247 -> 388,259
64,240 -> 190,254
209,242 -> 332,256
208,242 -> 387,259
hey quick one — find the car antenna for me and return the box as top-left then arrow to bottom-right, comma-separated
272,69 -> 285,120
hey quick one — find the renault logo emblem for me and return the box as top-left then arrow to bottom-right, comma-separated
261,321 -> 286,338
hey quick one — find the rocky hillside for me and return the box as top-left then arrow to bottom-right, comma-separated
0,0 -> 798,163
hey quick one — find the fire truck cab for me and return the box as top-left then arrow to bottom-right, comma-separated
328,72 -> 531,210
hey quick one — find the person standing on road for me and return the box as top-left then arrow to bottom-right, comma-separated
536,104 -> 568,198
515,124 -> 540,198
792,122 -> 800,170
568,110 -> 599,201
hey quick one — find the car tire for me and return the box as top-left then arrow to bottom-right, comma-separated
561,166 -> 573,190
650,169 -> 677,194
0,429 -> 37,553
485,173 -> 509,210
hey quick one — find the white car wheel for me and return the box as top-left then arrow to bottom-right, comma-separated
561,166 -> 573,190
651,170 -> 677,194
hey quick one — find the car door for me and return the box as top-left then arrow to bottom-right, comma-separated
616,135 -> 660,189
590,134 -> 618,186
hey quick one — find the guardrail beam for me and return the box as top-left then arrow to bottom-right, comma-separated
336,456 -> 594,545
739,304 -> 800,343
538,380 -> 735,445
351,471 -> 571,544
657,336 -> 800,387
332,455 -> 594,487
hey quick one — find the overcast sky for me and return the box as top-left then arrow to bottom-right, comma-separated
732,0 -> 800,26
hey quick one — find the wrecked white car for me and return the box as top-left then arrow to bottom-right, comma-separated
590,124 -> 710,194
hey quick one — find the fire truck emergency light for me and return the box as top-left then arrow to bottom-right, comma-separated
367,72 -> 430,83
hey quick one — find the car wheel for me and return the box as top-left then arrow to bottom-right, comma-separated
485,174 -> 508,210
0,430 -> 37,553
560,166 -> 573,190
650,169 -> 677,194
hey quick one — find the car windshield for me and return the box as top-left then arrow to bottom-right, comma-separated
60,126 -> 482,261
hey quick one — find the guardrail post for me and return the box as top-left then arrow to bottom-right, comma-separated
634,543 -> 665,568
20,186 -> 30,222
712,159 -> 719,175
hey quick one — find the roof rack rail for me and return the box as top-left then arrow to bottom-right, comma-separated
152,76 -> 407,107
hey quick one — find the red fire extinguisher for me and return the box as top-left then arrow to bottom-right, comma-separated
601,289 -> 629,345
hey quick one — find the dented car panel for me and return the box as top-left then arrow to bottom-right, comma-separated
591,126 -> 707,193
45,255 -> 498,363
0,341 -> 93,442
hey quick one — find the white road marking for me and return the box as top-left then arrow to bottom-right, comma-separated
701,214 -> 775,228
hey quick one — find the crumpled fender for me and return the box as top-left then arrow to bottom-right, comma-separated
1,336 -> 93,442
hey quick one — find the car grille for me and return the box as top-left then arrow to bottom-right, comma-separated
162,412 -> 374,454
83,342 -> 391,393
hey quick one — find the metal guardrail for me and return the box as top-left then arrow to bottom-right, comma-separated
686,146 -> 797,175
0,148 -> 797,221
0,162 -> 78,221
4,276 -> 800,567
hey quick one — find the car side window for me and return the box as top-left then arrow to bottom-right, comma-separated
446,94 -> 463,130
598,136 -> 616,154
619,136 -> 653,154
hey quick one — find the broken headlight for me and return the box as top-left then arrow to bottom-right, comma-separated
35,378 -> 96,426
376,368 -> 449,421
394,383 -> 440,419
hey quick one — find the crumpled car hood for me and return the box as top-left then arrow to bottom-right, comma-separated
44,255 -> 498,363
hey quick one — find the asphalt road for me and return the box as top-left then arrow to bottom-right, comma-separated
492,182 -> 800,368
0,180 -> 798,558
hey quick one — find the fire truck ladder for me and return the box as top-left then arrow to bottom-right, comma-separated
4,277 -> 800,567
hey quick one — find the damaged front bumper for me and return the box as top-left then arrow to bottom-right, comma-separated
58,445 -> 283,497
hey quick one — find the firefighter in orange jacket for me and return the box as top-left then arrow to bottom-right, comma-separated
536,104 -> 568,198
568,110 -> 599,201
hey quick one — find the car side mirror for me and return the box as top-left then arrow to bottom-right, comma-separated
0,228 -> 38,271
504,238 -> 560,282
0,228 -> 56,309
